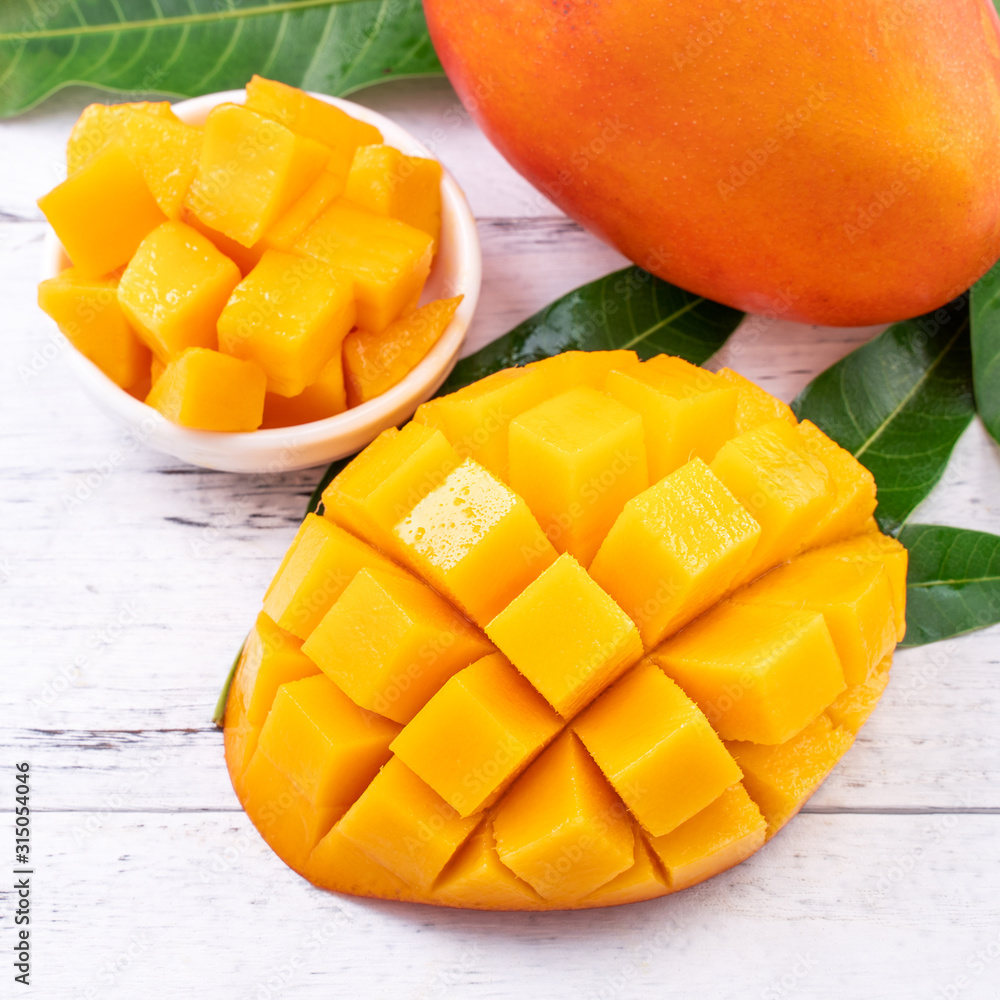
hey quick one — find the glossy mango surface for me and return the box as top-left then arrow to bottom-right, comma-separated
225,352 -> 903,909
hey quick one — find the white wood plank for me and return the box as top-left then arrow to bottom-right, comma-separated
6,811 -> 997,998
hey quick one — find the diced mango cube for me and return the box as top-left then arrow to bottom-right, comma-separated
39,144 -> 166,277
605,356 -> 737,480
344,144 -> 443,247
217,249 -> 356,397
65,103 -> 202,219
242,748 -> 339,867
727,715 -> 855,837
307,824 -> 408,900
507,387 -> 648,566
256,674 -> 399,816
806,532 -> 909,642
710,419 -> 835,585
433,823 -> 543,909
653,601 -> 846,745
245,75 -> 382,152
647,783 -> 766,891
574,661 -> 742,836
232,612 -> 319,729
714,367 -> 797,434
118,220 -> 242,361
390,653 -> 561,815
182,210 -> 265,276
343,296 -> 463,407
296,199 -> 433,332
523,350 -> 639,395
37,268 -> 150,390
486,553 -> 643,718
580,827 -> 668,906
301,566 -> 494,724
262,513 -> 408,640
826,652 -> 892,732
322,423 -> 462,560
493,733 -> 634,902
413,365 -> 549,478
144,348 -> 266,431
590,457 -> 762,648
67,101 -> 178,175
797,419 -> 877,548
260,352 -> 347,428
732,548 -> 896,686
393,459 -> 558,626
186,103 -> 330,247
338,757 -> 479,890
263,165 -> 349,253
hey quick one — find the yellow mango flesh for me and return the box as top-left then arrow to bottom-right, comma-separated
300,565 -> 494,724
648,783 -> 766,891
827,652 -> 893,733
413,365 -> 549,478
66,104 -> 202,220
710,419 -> 836,586
343,296 -> 463,407
344,144 -> 443,247
186,103 -> 330,248
225,353 -> 900,909
727,716 -> 855,838
507,386 -> 648,566
263,165 -> 349,253
574,660 -> 741,836
66,101 -> 178,175
144,348 -> 266,432
217,249 -> 356,397
337,757 -> 480,890
245,75 -> 382,153
732,548 -> 896,686
256,675 -> 399,816
486,553 -> 643,718
39,144 -> 166,278
589,457 -> 761,649
653,600 -> 846,744
37,268 -> 151,390
260,353 -> 347,428
390,652 -> 561,815
493,733 -> 635,902
262,514 -> 409,640
393,458 -> 558,626
295,199 -> 433,333
321,422 -> 462,562
433,824 -> 544,909
714,367 -> 797,434
605,356 -> 737,480
118,220 -> 241,362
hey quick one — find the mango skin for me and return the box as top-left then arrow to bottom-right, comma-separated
424,0 -> 1000,325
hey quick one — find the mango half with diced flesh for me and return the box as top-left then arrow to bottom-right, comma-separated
37,79 -> 454,431
224,351 -> 904,909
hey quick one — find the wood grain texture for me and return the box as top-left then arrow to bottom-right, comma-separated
3,79 -> 1000,999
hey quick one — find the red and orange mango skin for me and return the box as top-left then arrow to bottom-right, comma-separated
423,0 -> 1000,325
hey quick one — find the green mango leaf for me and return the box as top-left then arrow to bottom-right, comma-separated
970,259 -> 1000,447
792,298 -> 975,536
438,265 -> 744,395
899,524 -> 1000,647
0,0 -> 442,119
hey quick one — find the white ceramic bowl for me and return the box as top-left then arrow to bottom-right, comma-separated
41,90 -> 481,473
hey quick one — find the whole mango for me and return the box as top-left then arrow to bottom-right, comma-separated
423,0 -> 1000,325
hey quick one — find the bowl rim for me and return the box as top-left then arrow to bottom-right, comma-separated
42,88 -> 482,472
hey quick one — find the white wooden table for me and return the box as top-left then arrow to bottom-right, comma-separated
3,78 -> 999,1000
